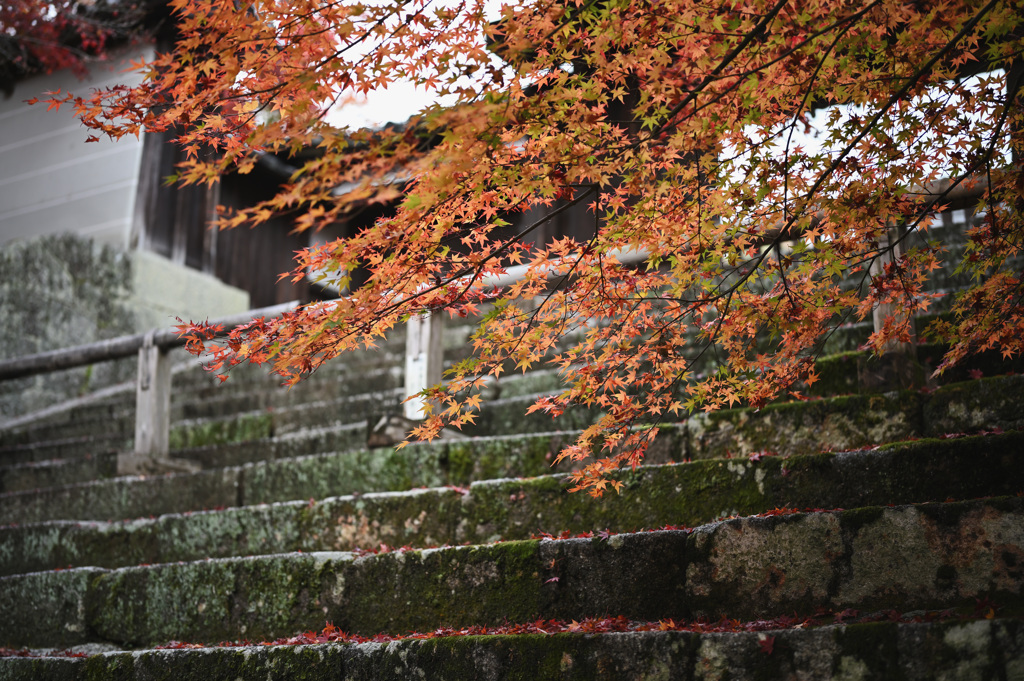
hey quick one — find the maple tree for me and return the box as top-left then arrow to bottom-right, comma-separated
0,0 -> 154,89
38,0 -> 1024,494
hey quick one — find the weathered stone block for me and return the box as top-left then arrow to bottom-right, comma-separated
0,467 -> 240,525
0,567 -> 106,648
88,553 -> 346,647
923,374 -> 1024,436
688,392 -> 922,459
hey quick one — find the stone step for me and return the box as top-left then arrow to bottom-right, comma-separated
0,358 -> 545,456
0,353 -> 400,442
0,420 -> 367,493
145,318 -> 480,403
688,373 -> 1024,458
0,387 -> 401,461
1,496 -> 1020,649
463,373 -> 1024,453
0,407 -> 136,449
5,337 -> 1017,466
0,450 -> 118,494
1,617 -> 1021,680
0,434 -> 126,467
3,430 -> 1021,576
4,371 -> 1023,524
807,343 -> 1024,397
172,367 -> 574,443
0,428 -> 623,524
174,367 -> 402,421
172,421 -> 368,469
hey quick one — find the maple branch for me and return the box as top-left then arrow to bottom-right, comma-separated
644,0 -> 792,141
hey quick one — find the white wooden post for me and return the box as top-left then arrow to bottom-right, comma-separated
134,331 -> 172,457
862,224 -> 919,391
404,313 -> 444,420
870,226 -> 917,351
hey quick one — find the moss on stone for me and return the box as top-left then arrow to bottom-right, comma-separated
301,488 -> 463,552
84,652 -> 133,681
169,412 -> 274,450
685,512 -> 844,619
88,553 -> 339,647
539,531 -> 689,622
0,466 -> 243,525
405,633 -> 589,679
338,540 -> 543,635
688,391 -> 922,459
444,441 -> 476,483
0,617 -> 1021,679
8,430 -> 1024,575
461,394 -> 604,438
923,374 -> 1024,436
0,567 -> 106,649
835,505 -> 886,536
808,351 -> 864,397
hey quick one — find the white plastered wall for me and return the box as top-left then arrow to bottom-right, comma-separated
0,47 -> 153,249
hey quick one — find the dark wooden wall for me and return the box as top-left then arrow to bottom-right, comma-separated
216,169 -> 314,307
134,135 -> 316,308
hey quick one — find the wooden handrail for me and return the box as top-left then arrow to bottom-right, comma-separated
0,301 -> 299,382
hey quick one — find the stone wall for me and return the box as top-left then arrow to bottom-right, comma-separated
0,234 -> 136,419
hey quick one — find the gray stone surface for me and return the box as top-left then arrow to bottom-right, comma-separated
2,498 -> 1021,649
1,620 -> 1022,680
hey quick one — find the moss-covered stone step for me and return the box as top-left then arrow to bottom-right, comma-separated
173,367 -> 402,421
0,356 -> 397,450
168,389 -> 402,449
172,422 -> 368,469
0,433 -> 126,467
0,427 -> 660,525
171,362 -> 562,431
0,421 -> 366,494
237,428 -> 638,508
4,372 -> 1021,518
458,392 -> 605,437
0,406 -> 136,449
5,367 -> 1024,525
172,348 -> 403,391
5,371 -> 1024,524
481,373 -> 1024,458
452,373 -> 1024,446
4,431 -> 1022,576
2,617 -> 1020,681
159,319 -> 487,405
6,349 -> 1019,476
804,343 -> 1024,397
922,374 -> 1024,435
0,450 -> 118,494
3,496 -> 1021,649
0,363 -> 402,451
0,466 -> 242,526
688,373 -> 1024,459
452,373 -> 1024,455
84,370 -> 559,452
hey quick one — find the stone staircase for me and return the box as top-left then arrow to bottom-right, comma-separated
1,317 -> 1023,679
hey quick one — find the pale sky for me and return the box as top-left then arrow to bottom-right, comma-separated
325,0 -> 505,130
327,80 -> 457,130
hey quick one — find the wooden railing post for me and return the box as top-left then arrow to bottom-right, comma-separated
134,331 -> 171,458
403,313 -> 444,420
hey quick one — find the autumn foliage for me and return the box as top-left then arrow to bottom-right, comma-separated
42,0 -> 1024,494
0,0 -> 151,88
